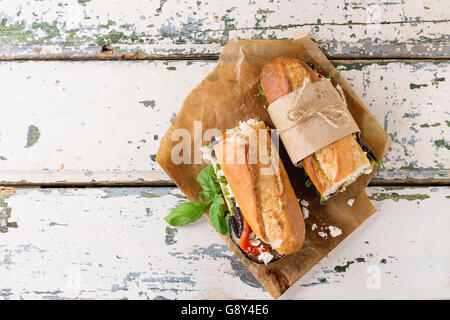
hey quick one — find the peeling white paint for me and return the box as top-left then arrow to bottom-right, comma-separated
0,186 -> 448,299
0,60 -> 447,184
0,0 -> 448,57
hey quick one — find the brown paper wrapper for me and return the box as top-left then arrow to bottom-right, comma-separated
157,31 -> 392,299
268,78 -> 360,165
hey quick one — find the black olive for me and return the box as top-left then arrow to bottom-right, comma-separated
228,215 -> 237,239
210,137 -> 218,158
210,136 -> 218,147
232,203 -> 243,237
306,62 -> 315,70
228,215 -> 238,238
355,133 -> 378,162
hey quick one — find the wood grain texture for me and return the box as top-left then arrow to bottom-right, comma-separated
0,0 -> 448,59
0,186 -> 447,299
0,60 -> 448,184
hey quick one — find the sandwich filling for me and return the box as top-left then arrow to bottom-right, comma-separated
314,133 -> 373,199
304,67 -> 374,200
201,119 -> 282,264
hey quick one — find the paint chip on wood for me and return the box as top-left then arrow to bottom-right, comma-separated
25,125 -> 40,148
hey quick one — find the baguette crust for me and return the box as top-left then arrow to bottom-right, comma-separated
213,121 -> 305,255
260,57 -> 370,197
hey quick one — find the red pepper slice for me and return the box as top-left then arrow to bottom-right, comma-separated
240,219 -> 270,255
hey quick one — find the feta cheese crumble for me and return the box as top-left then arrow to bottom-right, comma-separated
201,146 -> 216,164
347,198 -> 355,206
302,207 -> 310,219
364,167 -> 373,174
312,223 -> 317,230
328,226 -> 342,237
318,231 -> 328,238
216,169 -> 224,177
300,199 -> 309,207
258,251 -> 274,265
226,184 -> 234,198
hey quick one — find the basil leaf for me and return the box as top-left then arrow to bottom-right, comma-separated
209,198 -> 229,235
217,176 -> 227,184
212,193 -> 224,205
199,190 -> 214,201
164,201 -> 210,226
197,164 -> 220,195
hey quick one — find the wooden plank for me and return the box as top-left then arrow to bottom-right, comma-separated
0,0 -> 449,59
0,60 -> 448,185
0,186 -> 448,299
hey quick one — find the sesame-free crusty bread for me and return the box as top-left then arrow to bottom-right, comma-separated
260,57 -> 371,198
213,121 -> 305,255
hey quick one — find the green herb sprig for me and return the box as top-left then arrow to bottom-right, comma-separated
320,195 -> 326,205
255,83 -> 269,107
305,178 -> 313,188
164,164 -> 229,235
316,189 -> 326,205
374,160 -> 385,170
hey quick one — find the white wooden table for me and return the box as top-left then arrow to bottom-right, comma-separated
0,0 -> 449,300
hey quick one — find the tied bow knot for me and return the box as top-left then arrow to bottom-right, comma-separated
279,81 -> 350,134
286,103 -> 350,131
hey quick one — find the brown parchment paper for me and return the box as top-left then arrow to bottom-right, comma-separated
156,31 -> 392,299
268,78 -> 360,165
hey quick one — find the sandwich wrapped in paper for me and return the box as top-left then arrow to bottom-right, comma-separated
260,57 -> 374,200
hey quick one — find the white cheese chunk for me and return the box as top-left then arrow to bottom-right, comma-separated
258,251 -> 274,265
225,184 -> 234,198
318,231 -> 328,238
302,207 -> 310,219
328,226 -> 342,237
216,169 -> 224,177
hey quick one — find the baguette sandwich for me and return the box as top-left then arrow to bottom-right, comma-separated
260,57 -> 373,200
202,119 -> 305,264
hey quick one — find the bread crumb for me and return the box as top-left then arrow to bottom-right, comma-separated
347,198 -> 355,206
271,239 -> 282,249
